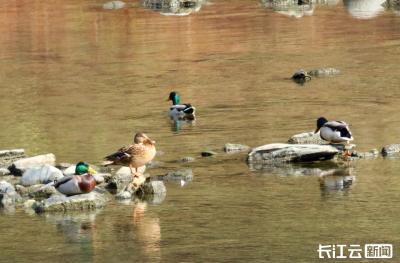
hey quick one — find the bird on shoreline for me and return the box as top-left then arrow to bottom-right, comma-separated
55,162 -> 97,196
103,133 -> 156,177
168,91 -> 196,120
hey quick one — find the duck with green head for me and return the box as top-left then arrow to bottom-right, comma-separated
55,162 -> 97,196
168,91 -> 196,120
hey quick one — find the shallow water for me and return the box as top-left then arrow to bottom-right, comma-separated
1,1 -> 400,262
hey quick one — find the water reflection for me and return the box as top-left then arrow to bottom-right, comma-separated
248,161 -> 343,176
261,0 -> 315,18
142,0 -> 206,16
343,0 -> 386,19
170,118 -> 196,133
319,167 -> 355,196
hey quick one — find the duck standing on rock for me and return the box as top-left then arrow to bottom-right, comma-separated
103,133 -> 156,177
55,162 -> 97,196
168,91 -> 196,120
315,117 -> 354,156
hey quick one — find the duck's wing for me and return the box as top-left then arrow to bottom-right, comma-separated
104,145 -> 133,164
170,104 -> 195,114
325,121 -> 352,139
54,175 -> 74,188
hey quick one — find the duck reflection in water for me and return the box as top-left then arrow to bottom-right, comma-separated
319,167 -> 355,196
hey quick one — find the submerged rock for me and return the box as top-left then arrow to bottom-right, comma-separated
288,132 -> 327,144
180,156 -> 195,163
8,153 -> 56,176
247,143 -> 340,164
351,149 -> 379,159
32,189 -> 109,213
381,144 -> 400,156
103,1 -> 126,10
308,68 -> 340,77
163,169 -> 193,183
20,165 -> 63,186
224,143 -> 250,153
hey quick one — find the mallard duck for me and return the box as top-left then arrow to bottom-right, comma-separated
168,91 -> 196,120
103,133 -> 156,176
55,162 -> 97,196
315,117 -> 353,144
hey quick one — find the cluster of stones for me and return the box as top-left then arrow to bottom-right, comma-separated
0,150 -> 170,214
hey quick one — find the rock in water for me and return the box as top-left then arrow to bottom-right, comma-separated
163,169 -> 193,182
0,180 -> 21,208
308,68 -> 340,77
8,154 -> 56,176
103,1 -> 126,10
0,149 -> 25,168
288,132 -> 327,144
201,150 -> 217,157
247,143 -> 340,164
20,165 -> 64,186
139,180 -> 167,205
381,144 -> 400,156
106,166 -> 146,191
32,190 -> 109,213
224,143 -> 250,153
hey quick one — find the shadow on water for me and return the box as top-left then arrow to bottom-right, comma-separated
142,0 -> 207,16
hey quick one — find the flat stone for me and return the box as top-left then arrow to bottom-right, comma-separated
381,144 -> 400,156
288,132 -> 327,145
0,149 -> 25,168
224,143 -> 250,153
248,143 -> 340,164
20,165 -> 63,186
8,154 -> 56,176
32,189 -> 109,213
16,184 -> 57,199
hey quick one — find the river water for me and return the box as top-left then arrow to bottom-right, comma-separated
1,1 -> 400,262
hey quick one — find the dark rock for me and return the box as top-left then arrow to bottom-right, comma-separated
0,149 -> 25,168
382,144 -> 400,156
201,150 -> 217,157
20,165 -> 63,186
248,143 -> 340,164
8,153 -> 56,176
32,189 -> 109,213
308,68 -> 340,77
292,69 -> 311,83
224,143 -> 250,153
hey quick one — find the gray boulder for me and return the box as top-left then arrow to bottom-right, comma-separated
20,165 -> 63,186
32,189 -> 109,213
381,144 -> 400,156
8,153 -> 56,176
224,143 -> 250,153
248,143 -> 340,164
138,180 -> 167,205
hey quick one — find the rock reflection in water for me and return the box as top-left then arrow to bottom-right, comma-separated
261,0 -> 339,18
319,167 -> 355,196
248,161 -> 343,176
44,211 -> 98,243
142,0 -> 206,16
343,0 -> 386,19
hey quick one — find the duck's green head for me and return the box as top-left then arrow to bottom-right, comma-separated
168,91 -> 180,105
75,162 -> 96,175
315,117 -> 328,133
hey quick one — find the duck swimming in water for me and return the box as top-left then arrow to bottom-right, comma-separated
168,91 -> 196,120
103,133 -> 156,177
55,162 -> 97,196
315,117 -> 353,144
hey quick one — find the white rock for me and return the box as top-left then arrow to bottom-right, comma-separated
21,165 -> 63,186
